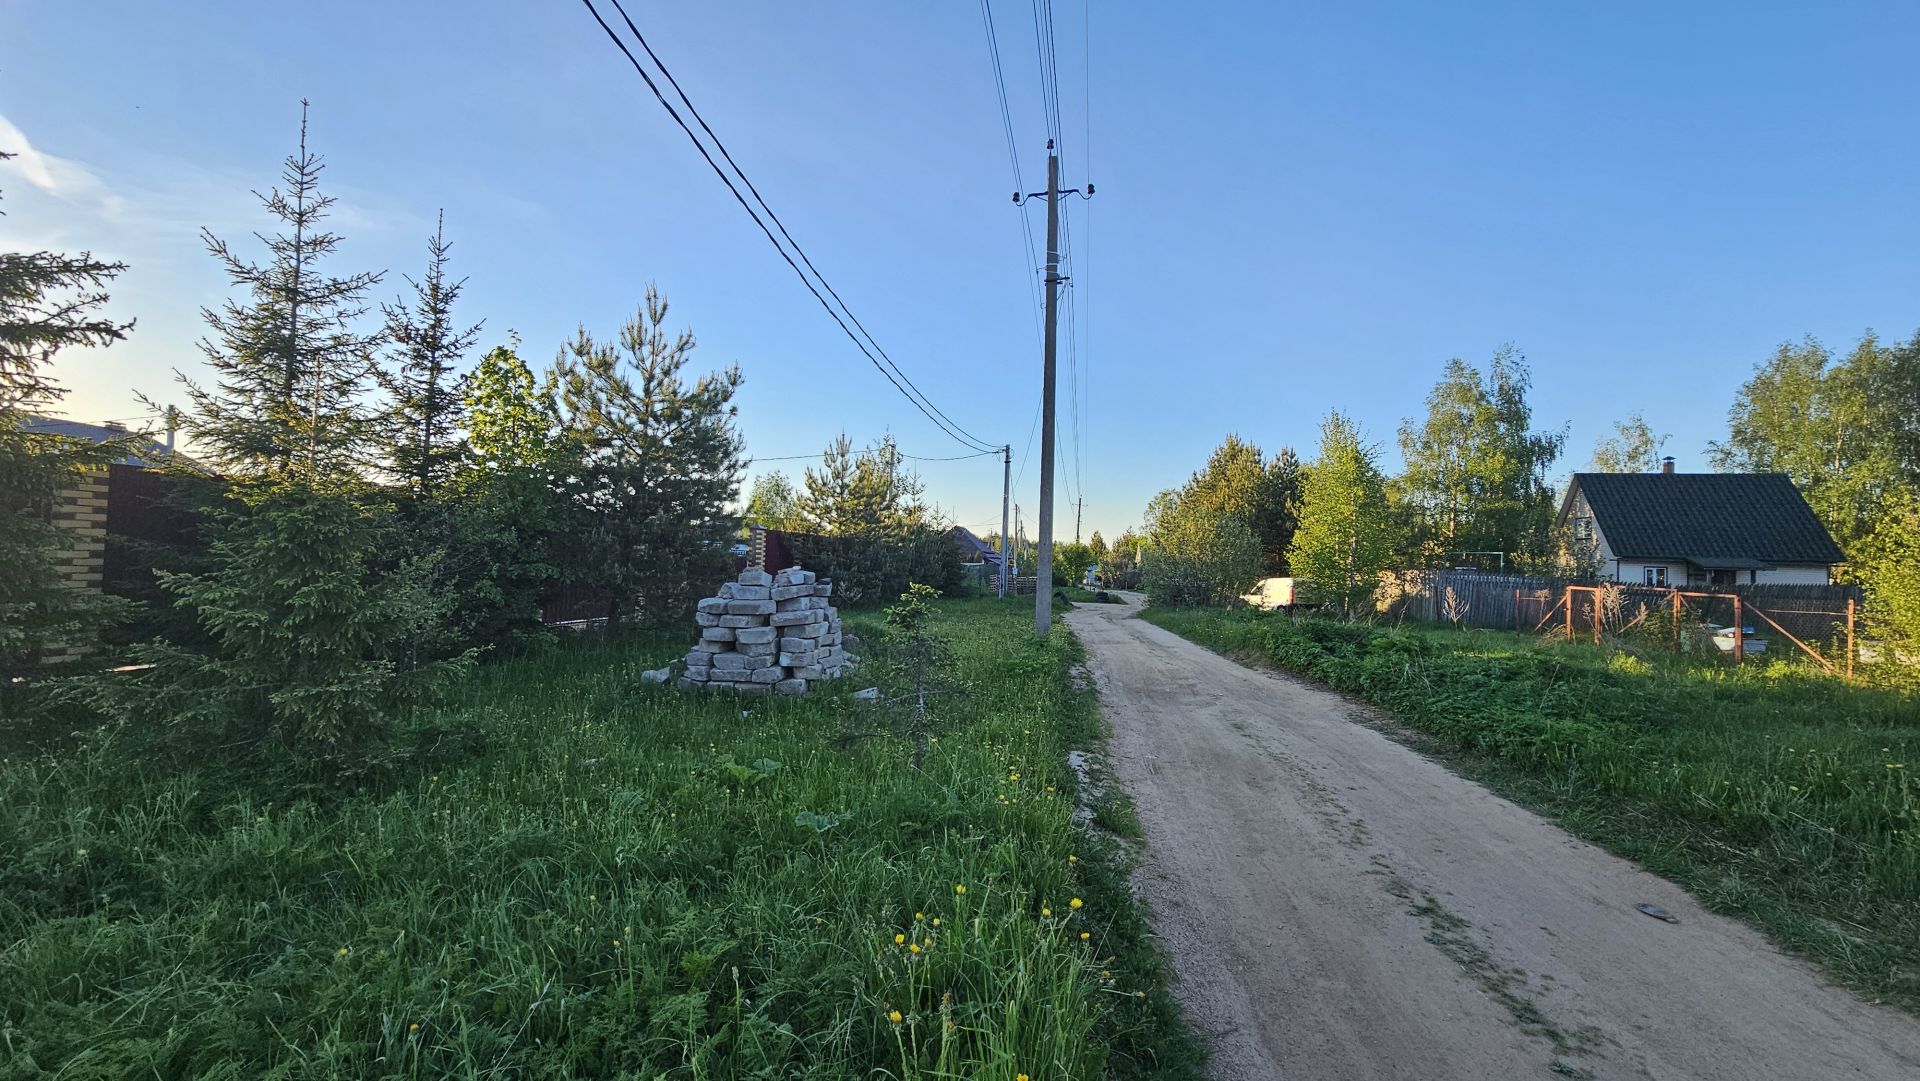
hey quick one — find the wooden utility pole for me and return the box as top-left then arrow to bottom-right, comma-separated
1074,497 -> 1083,545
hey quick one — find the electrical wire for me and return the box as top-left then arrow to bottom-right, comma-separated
581,0 -> 1000,454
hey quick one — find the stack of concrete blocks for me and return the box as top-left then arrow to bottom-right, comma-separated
679,566 -> 849,694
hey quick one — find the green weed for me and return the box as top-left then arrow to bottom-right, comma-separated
0,599 -> 1199,1079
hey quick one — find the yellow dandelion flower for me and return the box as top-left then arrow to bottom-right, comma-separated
910,943 -> 923,955
409,1022 -> 419,1032
1080,931 -> 1090,941
932,917 -> 941,927
1135,991 -> 1147,999
1019,1074 -> 1031,1081
613,939 -> 622,948
1068,854 -> 1077,862
1041,907 -> 1052,917
895,933 -> 907,945
888,1009 -> 904,1025
1069,897 -> 1083,910
955,884 -> 967,895
336,947 -> 350,957
915,912 -> 925,920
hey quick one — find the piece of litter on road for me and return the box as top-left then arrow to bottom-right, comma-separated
1635,902 -> 1679,924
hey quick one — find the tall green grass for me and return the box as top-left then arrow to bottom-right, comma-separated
2,600 -> 1198,1079
1143,606 -> 1920,1007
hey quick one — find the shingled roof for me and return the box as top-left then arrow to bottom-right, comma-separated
1567,472 -> 1843,566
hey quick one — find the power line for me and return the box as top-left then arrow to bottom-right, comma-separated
751,448 -> 998,464
580,0 -> 999,453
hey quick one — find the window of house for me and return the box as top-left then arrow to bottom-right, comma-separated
1643,566 -> 1668,587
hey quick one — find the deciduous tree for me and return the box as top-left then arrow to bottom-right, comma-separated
1589,413 -> 1667,473
1290,411 -> 1395,618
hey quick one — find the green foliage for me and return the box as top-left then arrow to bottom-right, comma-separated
4,600 -> 1200,1079
1054,541 -> 1096,587
1142,513 -> 1261,608
463,337 -> 562,471
1854,492 -> 1920,678
743,469 -> 800,530
786,435 -> 961,605
556,285 -> 745,628
379,212 -> 480,499
1144,605 -> 1919,1007
1588,412 -> 1668,473
878,582 -> 956,769
1138,434 -> 1296,607
1393,348 -> 1565,569
1288,411 -> 1396,617
101,478 -> 474,775
183,106 -> 384,480
0,157 -> 133,687
1709,332 -> 1920,557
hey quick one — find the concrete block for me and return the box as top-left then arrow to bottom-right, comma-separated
718,614 -> 759,628
791,621 -> 829,639
697,597 -> 728,614
726,599 -> 776,616
769,610 -> 816,627
775,596 -> 812,612
790,664 -> 823,680
677,676 -> 703,691
701,626 -> 736,642
735,626 -> 776,645
730,584 -> 771,601
778,650 -> 818,668
694,612 -> 720,627
737,567 -> 773,588
749,666 -> 783,684
812,581 -> 834,597
738,639 -> 776,657
712,652 -> 753,671
770,584 -> 811,601
693,640 -> 728,654
717,582 -> 738,599
775,678 -> 809,694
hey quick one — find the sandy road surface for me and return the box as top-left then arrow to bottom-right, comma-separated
1065,597 -> 1920,1081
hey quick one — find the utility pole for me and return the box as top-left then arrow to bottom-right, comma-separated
1018,142 -> 1091,635
998,444 -> 1012,598
1074,498 -> 1083,545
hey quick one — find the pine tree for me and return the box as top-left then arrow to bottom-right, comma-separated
557,286 -> 745,628
795,434 -> 927,536
381,211 -> 480,499
1,152 -> 133,682
1290,411 -> 1395,618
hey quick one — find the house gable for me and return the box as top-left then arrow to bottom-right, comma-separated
1561,472 -> 1841,584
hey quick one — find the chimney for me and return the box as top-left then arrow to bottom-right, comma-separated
1660,456 -> 1675,475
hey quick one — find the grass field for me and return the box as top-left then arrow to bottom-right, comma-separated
2,599 -> 1199,1079
1141,605 -> 1920,1008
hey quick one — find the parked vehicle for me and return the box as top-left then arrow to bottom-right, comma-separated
1703,623 -> 1767,655
1242,577 -> 1297,611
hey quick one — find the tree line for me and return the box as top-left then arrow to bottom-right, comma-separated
1134,339 -> 1920,657
4,108 -> 761,773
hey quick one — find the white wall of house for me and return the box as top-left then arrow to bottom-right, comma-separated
1753,564 -> 1832,586
1615,560 -> 1687,587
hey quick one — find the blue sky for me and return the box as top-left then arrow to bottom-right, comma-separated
5,1 -> 1918,541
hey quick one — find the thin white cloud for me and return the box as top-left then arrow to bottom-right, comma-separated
0,113 -> 124,215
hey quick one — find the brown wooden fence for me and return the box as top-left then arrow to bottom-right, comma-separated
1380,570 -> 1863,675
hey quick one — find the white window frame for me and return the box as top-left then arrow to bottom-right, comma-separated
1643,566 -> 1668,587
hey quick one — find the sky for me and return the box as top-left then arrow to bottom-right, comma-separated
5,1 -> 1919,542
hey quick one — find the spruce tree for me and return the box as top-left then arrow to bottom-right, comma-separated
557,286 -> 745,628
1,153 -> 132,684
381,212 -> 480,499
109,106 -> 467,774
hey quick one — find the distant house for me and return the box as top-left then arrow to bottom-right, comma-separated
1557,462 -> 1842,588
18,415 -> 186,603
948,525 -> 1007,570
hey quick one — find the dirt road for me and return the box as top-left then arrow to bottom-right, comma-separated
1065,597 -> 1920,1081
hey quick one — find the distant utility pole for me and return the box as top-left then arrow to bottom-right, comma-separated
998,444 -> 1012,599
1018,141 -> 1092,635
1074,498 -> 1083,545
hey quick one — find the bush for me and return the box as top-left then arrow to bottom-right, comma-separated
784,527 -> 964,607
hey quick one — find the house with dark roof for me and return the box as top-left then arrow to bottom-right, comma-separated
1557,461 -> 1843,588
948,524 -> 1007,571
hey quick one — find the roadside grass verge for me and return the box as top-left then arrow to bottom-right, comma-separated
1,598 -> 1198,1079
1141,605 -> 1920,1009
